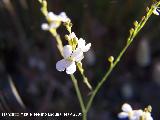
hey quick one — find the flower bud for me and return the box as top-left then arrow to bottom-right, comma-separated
65,35 -> 70,41
108,56 -> 114,63
134,21 -> 138,27
129,28 -> 134,35
141,16 -> 145,21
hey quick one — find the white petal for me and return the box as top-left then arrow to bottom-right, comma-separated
83,43 -> 91,52
118,112 -> 128,119
133,110 -> 143,117
78,38 -> 86,48
71,48 -> 84,62
78,38 -> 91,52
130,116 -> 137,120
41,23 -> 49,30
59,12 -> 69,22
56,59 -> 72,71
66,62 -> 76,74
122,103 -> 133,112
48,12 -> 60,21
148,116 -> 153,120
50,22 -> 60,29
63,45 -> 72,58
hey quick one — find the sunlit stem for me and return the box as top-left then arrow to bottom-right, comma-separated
49,29 -> 63,56
70,75 -> 86,120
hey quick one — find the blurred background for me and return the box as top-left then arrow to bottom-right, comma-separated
0,0 -> 160,120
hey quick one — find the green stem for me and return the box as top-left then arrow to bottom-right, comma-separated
82,112 -> 87,120
70,74 -> 86,120
49,29 -> 63,56
86,2 -> 160,112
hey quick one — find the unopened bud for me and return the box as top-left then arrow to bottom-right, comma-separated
65,35 -> 70,41
134,21 -> 138,27
108,56 -> 114,63
129,28 -> 134,35
147,105 -> 152,112
142,16 -> 145,21
133,21 -> 138,27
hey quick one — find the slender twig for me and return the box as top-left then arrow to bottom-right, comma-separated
70,75 -> 86,113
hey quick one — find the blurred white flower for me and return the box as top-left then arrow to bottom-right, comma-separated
41,12 -> 70,30
56,38 -> 91,74
118,103 -> 153,120
136,38 -> 151,67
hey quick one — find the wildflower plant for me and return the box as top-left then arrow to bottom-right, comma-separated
38,0 -> 160,119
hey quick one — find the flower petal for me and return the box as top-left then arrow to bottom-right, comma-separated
133,110 -> 143,117
50,22 -> 60,29
130,116 -> 137,120
118,112 -> 128,119
56,59 -> 72,71
71,48 -> 84,62
66,62 -> 76,74
83,43 -> 91,52
48,12 -> 60,21
59,12 -> 69,22
122,103 -> 132,112
78,38 -> 91,52
78,38 -> 86,48
63,45 -> 72,58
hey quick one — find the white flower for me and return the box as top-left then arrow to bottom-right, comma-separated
56,45 -> 84,74
41,12 -> 70,30
56,38 -> 91,74
118,103 -> 143,120
153,6 -> 160,16
118,103 -> 154,120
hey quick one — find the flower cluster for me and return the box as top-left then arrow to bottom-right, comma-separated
41,12 -> 70,30
56,32 -> 91,74
118,103 -> 153,120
